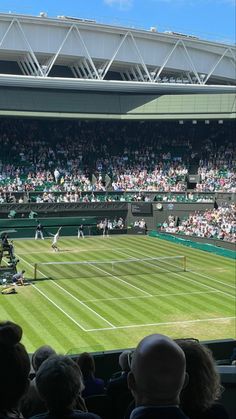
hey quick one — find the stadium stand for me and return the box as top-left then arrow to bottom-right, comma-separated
0,119 -> 235,197
161,204 -> 236,242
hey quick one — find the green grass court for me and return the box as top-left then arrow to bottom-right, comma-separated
0,235 -> 235,353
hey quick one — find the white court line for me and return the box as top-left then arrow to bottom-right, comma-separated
16,254 -> 116,329
86,316 -> 236,332
30,283 -> 88,331
83,290 -> 220,303
187,269 -> 235,289
89,263 -> 152,297
114,249 -> 235,300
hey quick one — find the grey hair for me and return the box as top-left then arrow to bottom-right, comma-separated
36,355 -> 83,410
32,345 -> 56,371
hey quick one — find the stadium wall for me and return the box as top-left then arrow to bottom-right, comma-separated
0,201 -> 233,227
150,231 -> 235,253
1,201 -> 235,251
0,86 -> 235,119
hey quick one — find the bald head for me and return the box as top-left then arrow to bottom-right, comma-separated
128,334 -> 187,406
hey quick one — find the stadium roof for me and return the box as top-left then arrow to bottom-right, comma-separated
0,74 -> 235,94
0,12 -> 235,92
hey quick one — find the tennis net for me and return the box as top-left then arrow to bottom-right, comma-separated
33,255 -> 186,280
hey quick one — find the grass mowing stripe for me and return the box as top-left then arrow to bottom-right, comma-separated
16,254 -> 116,329
60,275 -> 134,302
0,295 -> 45,347
115,249 -> 235,300
7,236 -> 233,349
16,246 -> 134,255
118,243 -> 234,298
38,281 -> 108,329
14,291 -> 77,351
31,283 -> 88,331
89,263 -> 152,297
138,235 -> 234,267
83,290 -> 221,303
145,237 -> 235,279
64,276 -> 119,298
187,269 -> 236,289
118,271 -> 203,295
90,296 -> 153,325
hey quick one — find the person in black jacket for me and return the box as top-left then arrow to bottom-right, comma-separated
78,225 -> 84,239
106,350 -> 133,419
35,224 -> 44,240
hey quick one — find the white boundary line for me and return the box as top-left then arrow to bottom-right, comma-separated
114,249 -> 235,300
30,283 -> 88,331
82,290 -> 221,303
187,269 -> 235,289
16,254 -> 116,329
86,316 -> 236,332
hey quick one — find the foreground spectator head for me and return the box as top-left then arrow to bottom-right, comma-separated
32,345 -> 56,372
0,320 -> 30,412
36,355 -> 84,412
176,339 -> 223,413
77,352 -> 96,379
128,333 -> 187,407
76,352 -> 105,398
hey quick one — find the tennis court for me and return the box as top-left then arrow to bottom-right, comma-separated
0,235 -> 235,353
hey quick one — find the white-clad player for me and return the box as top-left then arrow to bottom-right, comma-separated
51,227 -> 62,252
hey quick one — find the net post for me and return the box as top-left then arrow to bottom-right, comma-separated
183,256 -> 186,272
34,264 -> 37,280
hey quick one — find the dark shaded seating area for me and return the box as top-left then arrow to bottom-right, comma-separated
1,320 -> 235,419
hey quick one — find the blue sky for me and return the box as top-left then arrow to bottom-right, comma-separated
0,0 -> 235,43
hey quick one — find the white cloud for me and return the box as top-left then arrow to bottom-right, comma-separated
104,0 -> 133,11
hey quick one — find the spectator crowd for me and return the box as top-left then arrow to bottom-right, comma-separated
162,204 -> 236,242
0,119 -> 235,199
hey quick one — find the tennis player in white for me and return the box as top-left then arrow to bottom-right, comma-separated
51,227 -> 62,252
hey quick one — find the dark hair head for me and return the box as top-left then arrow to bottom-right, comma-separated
36,355 -> 83,411
119,350 -> 131,372
32,345 -> 56,372
77,352 -> 95,379
176,339 -> 222,412
0,321 -> 30,410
